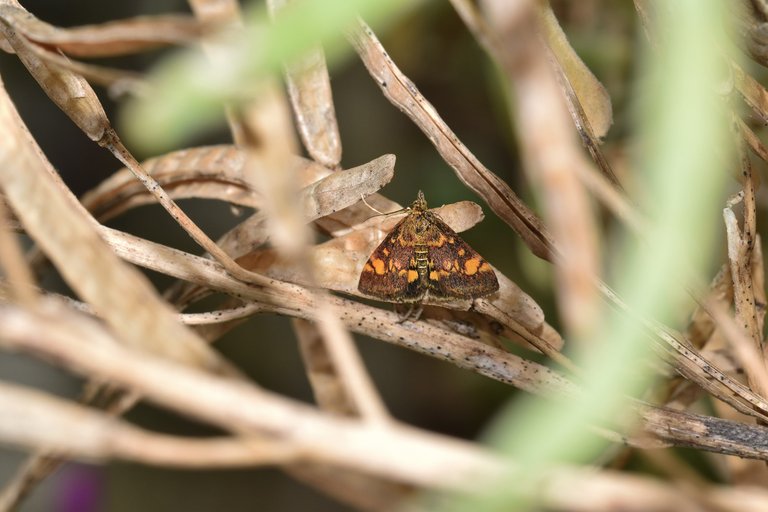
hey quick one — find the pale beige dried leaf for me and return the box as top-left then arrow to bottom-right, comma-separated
216,154 -> 394,258
452,0 -> 625,211
0,78 -> 230,372
723,151 -> 767,395
0,4 -> 201,57
80,147 -> 335,221
0,14 -> 110,141
349,20 -> 555,262
537,1 -> 613,139
303,154 -> 394,219
0,32 -> 10,53
282,48 -> 342,168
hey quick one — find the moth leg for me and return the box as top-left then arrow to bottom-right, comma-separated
394,302 -> 423,323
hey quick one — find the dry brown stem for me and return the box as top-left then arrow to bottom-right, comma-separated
348,18 -> 555,262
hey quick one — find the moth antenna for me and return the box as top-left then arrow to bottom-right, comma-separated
360,194 -> 387,215
361,194 -> 410,218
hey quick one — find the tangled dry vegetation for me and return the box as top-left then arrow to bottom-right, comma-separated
4,0 -> 768,511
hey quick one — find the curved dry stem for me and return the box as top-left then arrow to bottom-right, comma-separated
349,18 -> 555,262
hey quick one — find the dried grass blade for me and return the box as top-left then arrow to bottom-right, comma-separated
217,155 -> 395,260
22,40 -> 145,91
348,19 -> 555,262
81,147 -> 335,222
536,1 -> 614,140
282,47 -> 342,168
723,147 -> 767,394
731,60 -> 768,125
267,0 -> 341,168
737,117 -> 768,163
600,282 -> 768,423
641,405 -> 768,462
662,265 -> 732,409
0,4 -> 201,57
0,77 -> 230,372
706,300 -> 768,401
6,0 -> 303,289
216,154 -> 394,258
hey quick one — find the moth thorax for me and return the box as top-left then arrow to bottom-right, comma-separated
414,215 -> 430,233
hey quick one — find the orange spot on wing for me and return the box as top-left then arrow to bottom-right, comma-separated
363,263 -> 374,272
464,258 -> 481,275
457,248 -> 465,256
442,259 -> 452,270
407,270 -> 419,283
428,234 -> 447,246
479,262 -> 492,272
372,258 -> 386,275
429,270 -> 439,280
382,247 -> 390,256
398,269 -> 407,277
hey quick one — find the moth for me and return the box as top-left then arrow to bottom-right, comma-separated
358,191 -> 499,303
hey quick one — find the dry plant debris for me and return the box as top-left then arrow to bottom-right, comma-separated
2,1 -> 768,511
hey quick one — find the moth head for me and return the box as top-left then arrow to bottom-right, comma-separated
412,190 -> 428,212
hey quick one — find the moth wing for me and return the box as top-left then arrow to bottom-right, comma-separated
358,217 -> 423,301
425,217 -> 499,299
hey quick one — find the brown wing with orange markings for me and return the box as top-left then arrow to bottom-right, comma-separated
357,214 -> 424,302
423,212 -> 499,299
